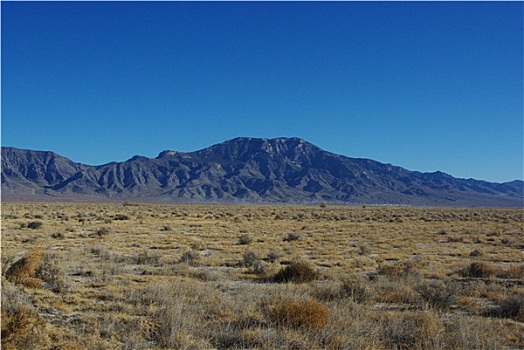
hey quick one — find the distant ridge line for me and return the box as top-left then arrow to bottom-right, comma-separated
2,137 -> 523,206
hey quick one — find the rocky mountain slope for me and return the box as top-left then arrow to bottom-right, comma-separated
2,137 -> 523,206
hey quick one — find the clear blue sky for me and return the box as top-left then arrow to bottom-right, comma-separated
2,1 -> 522,183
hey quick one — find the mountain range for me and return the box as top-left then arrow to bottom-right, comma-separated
2,137 -> 523,206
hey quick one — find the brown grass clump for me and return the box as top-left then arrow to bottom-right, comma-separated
415,280 -> 456,310
267,299 -> 329,329
1,281 -> 51,349
312,276 -> 373,303
271,261 -> 319,283
380,311 -> 444,349
35,253 -> 68,293
5,249 -> 43,287
492,294 -> 524,322
1,306 -> 50,350
463,262 -> 498,278
497,264 -> 524,279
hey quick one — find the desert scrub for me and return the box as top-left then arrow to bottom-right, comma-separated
179,249 -> 201,266
1,281 -> 51,349
112,214 -> 129,220
26,221 -> 43,229
265,299 -> 329,329
241,250 -> 258,267
241,251 -> 269,275
490,293 -> 524,321
415,279 -> 456,310
4,249 -> 43,287
313,275 -> 373,303
461,262 -> 498,278
380,311 -> 445,349
238,234 -> 253,245
283,232 -> 300,242
271,260 -> 319,283
95,227 -> 112,237
377,259 -> 422,279
35,252 -> 68,293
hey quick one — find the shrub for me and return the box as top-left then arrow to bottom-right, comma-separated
1,281 -> 52,348
267,250 -> 282,263
35,253 -> 68,293
96,227 -> 112,237
238,234 -> 253,245
1,305 -> 49,349
113,214 -> 129,220
26,221 -> 43,230
377,261 -> 418,278
497,264 -> 524,279
272,261 -> 318,283
136,250 -> 162,266
463,262 -> 498,278
251,260 -> 268,276
469,249 -> 483,257
492,294 -> 524,321
51,232 -> 65,239
283,232 -> 300,242
415,280 -> 456,310
179,250 -> 200,266
447,236 -> 464,243
312,277 -> 372,303
5,249 -> 43,287
381,311 -> 443,349
358,245 -> 370,255
266,299 -> 329,329
242,251 -> 257,267
340,277 -> 373,303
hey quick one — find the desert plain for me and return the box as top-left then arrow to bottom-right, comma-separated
1,202 -> 523,349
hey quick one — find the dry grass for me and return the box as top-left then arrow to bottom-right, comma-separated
265,299 -> 329,329
271,260 -> 319,283
5,249 -> 43,287
1,203 -> 523,349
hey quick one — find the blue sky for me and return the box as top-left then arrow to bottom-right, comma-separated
2,1 -> 522,183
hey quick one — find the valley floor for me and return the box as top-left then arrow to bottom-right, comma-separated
1,203 -> 523,349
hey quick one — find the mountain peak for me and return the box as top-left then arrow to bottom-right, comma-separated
157,150 -> 180,158
2,140 -> 522,206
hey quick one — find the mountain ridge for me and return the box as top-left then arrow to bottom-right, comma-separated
2,137 -> 523,206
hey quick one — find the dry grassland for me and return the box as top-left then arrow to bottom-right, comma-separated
1,202 -> 523,349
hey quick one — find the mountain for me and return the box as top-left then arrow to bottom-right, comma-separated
2,137 -> 523,206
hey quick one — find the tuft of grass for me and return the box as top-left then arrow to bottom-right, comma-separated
415,280 -> 456,310
377,260 -> 419,278
266,299 -> 329,329
95,227 -> 112,237
380,311 -> 444,349
4,249 -> 43,287
462,262 -> 498,278
51,231 -> 65,239
179,249 -> 200,266
272,261 -> 318,283
1,306 -> 49,349
469,249 -> 483,257
283,232 -> 300,242
242,251 -> 257,267
1,282 -> 51,349
491,294 -> 524,321
238,234 -> 253,245
113,214 -> 129,220
35,252 -> 68,293
26,221 -> 43,229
